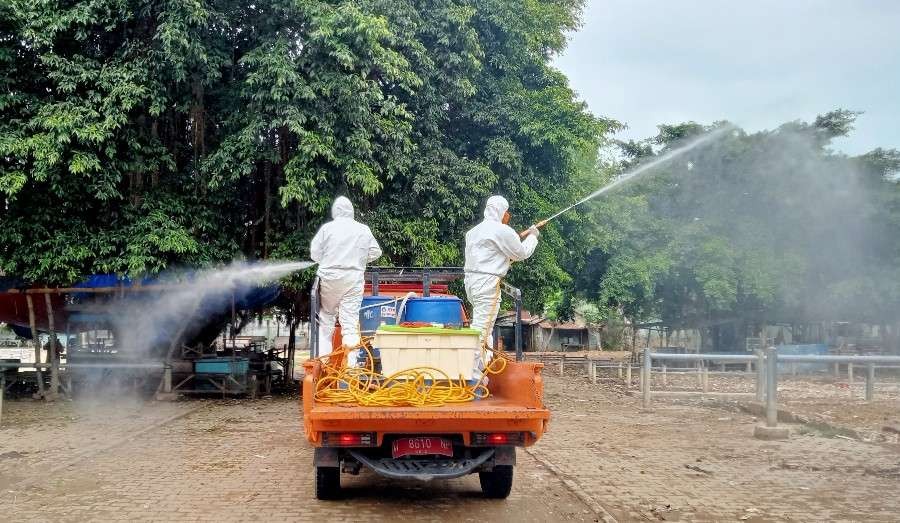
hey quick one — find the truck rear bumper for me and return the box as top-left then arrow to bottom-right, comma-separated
349,449 -> 495,481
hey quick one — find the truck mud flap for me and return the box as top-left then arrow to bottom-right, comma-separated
348,449 -> 495,482
314,447 -> 340,467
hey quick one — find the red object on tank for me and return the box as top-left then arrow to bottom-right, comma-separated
362,283 -> 449,296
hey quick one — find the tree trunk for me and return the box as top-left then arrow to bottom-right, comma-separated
543,326 -> 556,351
150,119 -> 160,187
287,316 -> 297,382
263,158 -> 272,258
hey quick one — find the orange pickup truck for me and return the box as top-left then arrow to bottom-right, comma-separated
301,268 -> 550,499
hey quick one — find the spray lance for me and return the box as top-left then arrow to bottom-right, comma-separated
517,126 -> 733,239
517,201 -> 587,239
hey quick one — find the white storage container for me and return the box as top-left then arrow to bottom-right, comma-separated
375,328 -> 481,380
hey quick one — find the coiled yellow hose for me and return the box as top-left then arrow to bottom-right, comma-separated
313,283 -> 509,407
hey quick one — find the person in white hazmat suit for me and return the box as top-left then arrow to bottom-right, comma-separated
310,196 -> 382,361
464,195 -> 539,377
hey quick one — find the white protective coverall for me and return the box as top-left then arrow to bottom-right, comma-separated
464,196 -> 539,376
310,196 -> 382,357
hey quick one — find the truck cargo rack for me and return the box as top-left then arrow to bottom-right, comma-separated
309,267 -> 524,361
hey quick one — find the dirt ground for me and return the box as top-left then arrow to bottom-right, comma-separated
1,371 -> 899,522
640,367 -> 900,441
539,373 -> 900,521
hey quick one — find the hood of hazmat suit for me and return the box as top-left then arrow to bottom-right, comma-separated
331,195 -> 354,219
309,196 -> 383,355
310,196 -> 382,276
463,195 -> 538,278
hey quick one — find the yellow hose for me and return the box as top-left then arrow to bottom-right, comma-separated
313,283 -> 509,407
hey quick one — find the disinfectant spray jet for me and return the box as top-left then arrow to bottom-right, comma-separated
519,126 -> 734,237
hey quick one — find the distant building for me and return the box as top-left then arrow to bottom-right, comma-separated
495,311 -> 599,352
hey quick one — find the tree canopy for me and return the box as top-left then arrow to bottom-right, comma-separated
0,0 -> 614,312
3,2 -> 897,336
568,110 -> 900,342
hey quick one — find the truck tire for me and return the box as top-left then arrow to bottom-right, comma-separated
315,466 -> 341,500
479,465 -> 513,499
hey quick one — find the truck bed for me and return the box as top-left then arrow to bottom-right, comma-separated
302,359 -> 550,447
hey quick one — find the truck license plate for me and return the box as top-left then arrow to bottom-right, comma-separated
391,437 -> 453,458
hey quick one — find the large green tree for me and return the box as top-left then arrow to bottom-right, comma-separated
572,111 -> 900,349
0,0 -> 613,311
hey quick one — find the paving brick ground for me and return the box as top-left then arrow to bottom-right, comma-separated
1,396 -> 592,522
2,373 -> 900,522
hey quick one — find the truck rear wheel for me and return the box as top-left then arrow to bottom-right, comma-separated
315,466 -> 341,500
479,465 -> 513,499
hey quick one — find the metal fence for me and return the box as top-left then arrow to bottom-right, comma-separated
641,347 -> 900,432
524,353 -> 639,389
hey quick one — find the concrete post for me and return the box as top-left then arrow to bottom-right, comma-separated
848,363 -> 854,386
661,365 -> 667,388
0,374 -> 5,426
696,362 -> 703,388
755,350 -> 765,403
625,365 -> 632,391
590,360 -> 597,384
702,366 -> 709,394
617,363 -> 623,379
163,365 -> 172,393
558,356 -> 564,377
866,364 -> 875,402
642,348 -> 651,408
585,358 -> 591,379
638,367 -> 643,394
765,347 -> 778,428
833,362 -> 839,378
754,347 -> 789,440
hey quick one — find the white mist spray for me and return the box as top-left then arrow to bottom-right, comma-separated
538,126 -> 734,225
109,260 -> 313,359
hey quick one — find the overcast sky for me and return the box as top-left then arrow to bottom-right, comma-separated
554,0 -> 900,155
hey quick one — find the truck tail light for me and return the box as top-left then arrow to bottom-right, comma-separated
323,432 -> 376,447
472,432 -> 525,446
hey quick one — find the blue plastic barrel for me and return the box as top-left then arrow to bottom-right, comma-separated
402,296 -> 463,325
359,295 -> 398,333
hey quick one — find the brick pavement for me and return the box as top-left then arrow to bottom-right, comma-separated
536,375 -> 900,521
3,374 -> 899,522
1,396 -> 592,522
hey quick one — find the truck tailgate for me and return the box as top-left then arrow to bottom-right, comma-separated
302,359 -> 550,446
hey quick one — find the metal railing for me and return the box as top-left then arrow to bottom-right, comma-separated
499,281 -> 524,361
640,350 -> 762,407
524,353 -> 640,388
641,348 -> 900,431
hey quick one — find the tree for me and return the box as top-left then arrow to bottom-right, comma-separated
0,0 -> 613,314
572,111 -> 900,350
